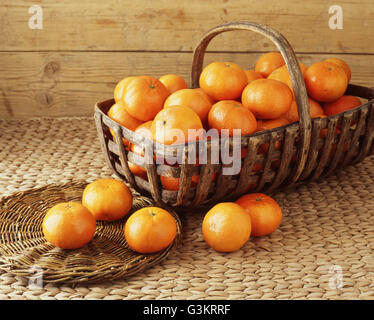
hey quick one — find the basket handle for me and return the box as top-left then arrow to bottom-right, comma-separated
191,21 -> 311,182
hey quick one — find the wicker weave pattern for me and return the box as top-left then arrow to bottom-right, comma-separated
0,118 -> 373,299
94,22 -> 374,208
96,96 -> 374,206
0,182 -> 182,284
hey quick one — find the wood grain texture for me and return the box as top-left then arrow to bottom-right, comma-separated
1,51 -> 374,119
1,1 -> 373,118
1,0 -> 374,53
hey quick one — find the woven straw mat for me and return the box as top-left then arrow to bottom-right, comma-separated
0,117 -> 373,300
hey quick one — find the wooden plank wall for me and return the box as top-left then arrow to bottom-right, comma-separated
1,0 -> 373,119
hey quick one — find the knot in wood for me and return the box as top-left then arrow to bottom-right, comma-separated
44,61 -> 60,77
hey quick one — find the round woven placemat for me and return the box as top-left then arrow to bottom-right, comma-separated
0,118 -> 373,299
0,182 -> 182,285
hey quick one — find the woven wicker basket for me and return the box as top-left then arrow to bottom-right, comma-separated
95,21 -> 374,208
0,182 -> 182,284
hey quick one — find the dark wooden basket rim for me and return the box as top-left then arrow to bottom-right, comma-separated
93,21 -> 374,208
95,83 -> 374,151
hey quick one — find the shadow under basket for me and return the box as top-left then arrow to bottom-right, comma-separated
94,22 -> 374,208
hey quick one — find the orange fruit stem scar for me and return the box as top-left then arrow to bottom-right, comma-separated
304,61 -> 348,102
124,206 -> 177,254
42,202 -> 96,250
122,76 -> 170,121
82,178 -> 133,221
199,62 -> 248,101
236,193 -> 282,237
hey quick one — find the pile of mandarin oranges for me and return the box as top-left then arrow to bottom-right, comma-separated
43,52 -> 361,253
